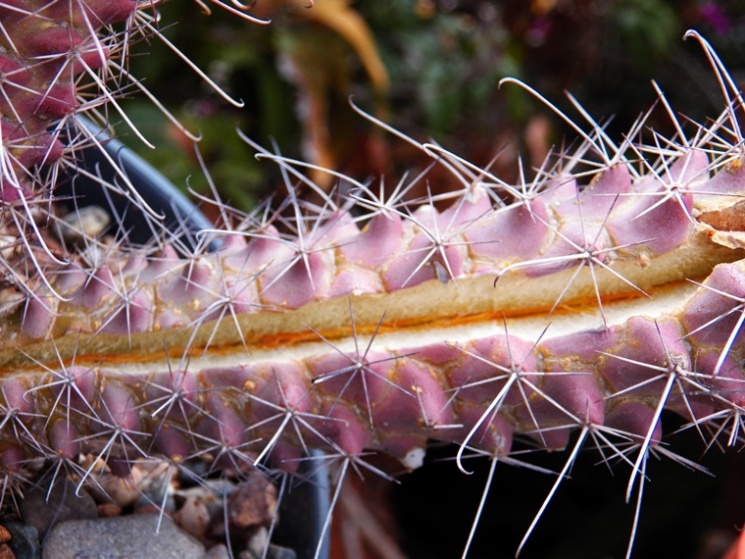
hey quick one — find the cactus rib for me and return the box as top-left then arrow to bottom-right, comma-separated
0,4 -> 743,556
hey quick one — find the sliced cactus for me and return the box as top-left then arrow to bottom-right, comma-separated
0,1 -> 744,556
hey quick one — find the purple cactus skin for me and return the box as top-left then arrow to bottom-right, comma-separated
0,0 -> 138,199
0,3 -> 744,557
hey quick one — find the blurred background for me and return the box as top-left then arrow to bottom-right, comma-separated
120,0 -> 745,212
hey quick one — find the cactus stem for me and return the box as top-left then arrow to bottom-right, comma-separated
1,10 -> 745,555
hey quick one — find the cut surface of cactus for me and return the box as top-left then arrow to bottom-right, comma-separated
0,3 -> 743,557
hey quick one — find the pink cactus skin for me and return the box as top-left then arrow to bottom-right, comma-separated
0,0 -> 138,199
2,256 -> 744,467
1,150 -> 745,559
2,138 -> 745,475
0,3 -> 745,556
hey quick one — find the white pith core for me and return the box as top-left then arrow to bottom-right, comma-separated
29,280 -> 697,377
3,220 -> 742,376
165,281 -> 691,372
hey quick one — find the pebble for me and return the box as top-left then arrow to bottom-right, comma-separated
1,461 -> 316,559
91,462 -> 176,509
59,206 -> 110,243
208,473 -> 276,541
171,480 -> 236,541
20,478 -> 96,539
0,526 -> 12,559
42,514 -> 205,559
3,523 -> 40,559
132,463 -> 177,513
204,544 -> 230,559
172,491 -> 214,541
239,528 -> 297,559
96,504 -> 122,518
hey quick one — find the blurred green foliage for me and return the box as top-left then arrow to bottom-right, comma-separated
120,0 -> 745,211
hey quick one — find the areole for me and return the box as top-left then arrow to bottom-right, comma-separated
0,3 -> 743,557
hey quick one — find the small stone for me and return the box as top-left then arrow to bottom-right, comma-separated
239,543 -> 297,559
42,514 -> 205,559
204,544 -> 230,559
241,527 -> 269,559
90,461 -> 177,510
3,523 -> 39,559
59,206 -> 110,243
0,526 -> 10,543
96,503 -> 122,518
242,529 -> 297,559
172,480 -> 235,541
172,492 -> 212,541
131,462 -> 178,514
208,473 -> 276,540
132,501 -> 167,516
0,235 -> 17,260
92,470 -> 143,508
134,462 -> 177,508
20,478 -> 96,539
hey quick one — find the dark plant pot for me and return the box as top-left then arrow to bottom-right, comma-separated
56,117 -> 213,250
57,117 -> 332,559
392,425 -> 744,559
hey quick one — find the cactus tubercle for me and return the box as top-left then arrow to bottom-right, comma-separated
0,6 -> 744,555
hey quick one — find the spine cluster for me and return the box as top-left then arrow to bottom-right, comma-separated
0,0 -> 137,199
2,255 -> 745,473
1,131 -> 745,475
0,2 -> 743,555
